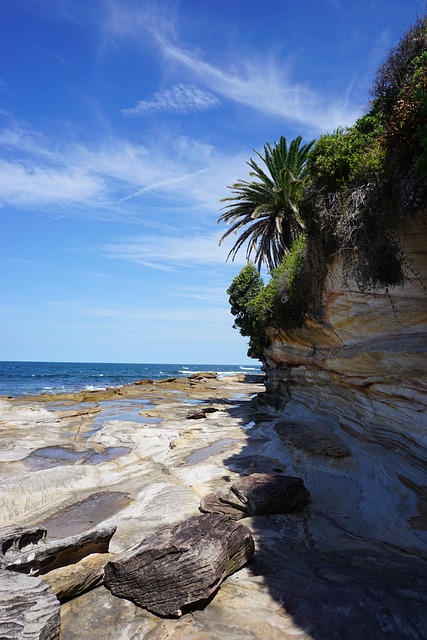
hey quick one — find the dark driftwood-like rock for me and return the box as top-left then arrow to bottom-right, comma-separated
104,513 -> 254,616
0,524 -> 116,576
186,408 -> 207,419
200,473 -> 309,519
186,407 -> 218,419
0,568 -> 60,639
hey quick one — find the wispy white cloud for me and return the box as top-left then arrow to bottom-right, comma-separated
73,134 -> 247,212
0,159 -> 103,206
159,41 -> 360,132
0,124 -> 246,215
100,232 -> 246,270
102,1 -> 178,43
102,3 -> 361,133
0,125 -> 64,162
363,29 -> 392,87
122,84 -> 220,116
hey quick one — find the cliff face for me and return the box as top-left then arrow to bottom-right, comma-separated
262,214 -> 427,555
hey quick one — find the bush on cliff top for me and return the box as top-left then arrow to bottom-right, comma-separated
305,15 -> 427,291
224,15 -> 427,357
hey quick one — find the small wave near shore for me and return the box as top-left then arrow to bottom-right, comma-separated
0,361 -> 262,398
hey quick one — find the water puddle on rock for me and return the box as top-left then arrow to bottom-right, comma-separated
86,447 -> 131,464
186,438 -> 235,465
37,491 -> 131,537
47,402 -> 99,413
26,446 -> 131,469
91,399 -> 161,430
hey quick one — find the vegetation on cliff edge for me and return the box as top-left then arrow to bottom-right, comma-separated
219,16 -> 427,358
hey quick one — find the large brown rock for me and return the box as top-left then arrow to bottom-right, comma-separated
104,513 -> 254,616
200,473 -> 309,519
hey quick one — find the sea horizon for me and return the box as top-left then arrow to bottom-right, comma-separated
0,360 -> 263,398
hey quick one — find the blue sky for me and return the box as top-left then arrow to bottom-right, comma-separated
0,0 -> 424,364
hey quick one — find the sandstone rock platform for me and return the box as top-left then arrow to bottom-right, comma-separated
0,372 -> 426,639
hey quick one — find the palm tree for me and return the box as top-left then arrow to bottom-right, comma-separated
218,135 -> 315,271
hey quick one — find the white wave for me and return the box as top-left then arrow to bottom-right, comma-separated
84,384 -> 107,391
217,370 -> 242,378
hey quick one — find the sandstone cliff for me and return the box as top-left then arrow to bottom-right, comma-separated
262,213 -> 427,556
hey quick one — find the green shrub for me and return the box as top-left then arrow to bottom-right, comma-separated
226,263 -> 264,341
308,128 -> 350,189
411,51 -> 427,170
273,234 -> 309,313
226,238 -> 312,356
306,18 -> 427,291
372,17 -> 427,173
308,111 -> 386,190
249,236 -> 310,346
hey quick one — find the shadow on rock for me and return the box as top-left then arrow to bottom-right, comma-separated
219,387 -> 427,640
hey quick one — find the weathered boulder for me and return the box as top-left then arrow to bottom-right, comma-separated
0,568 -> 60,639
200,473 -> 309,519
104,513 -> 254,616
186,408 -> 207,419
0,524 -> 116,575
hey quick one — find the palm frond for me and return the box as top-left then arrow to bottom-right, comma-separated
217,135 -> 315,270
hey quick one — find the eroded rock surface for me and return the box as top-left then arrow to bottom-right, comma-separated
263,216 -> 427,556
1,367 -> 426,638
0,568 -> 60,639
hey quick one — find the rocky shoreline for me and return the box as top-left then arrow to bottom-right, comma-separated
1,372 -> 426,639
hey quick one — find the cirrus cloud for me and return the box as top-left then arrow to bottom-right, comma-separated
122,83 -> 220,116
100,231 -> 246,271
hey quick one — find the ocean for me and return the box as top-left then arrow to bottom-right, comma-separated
0,361 -> 263,398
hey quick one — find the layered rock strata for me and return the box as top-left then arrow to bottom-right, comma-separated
0,569 -> 60,640
262,214 -> 427,556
